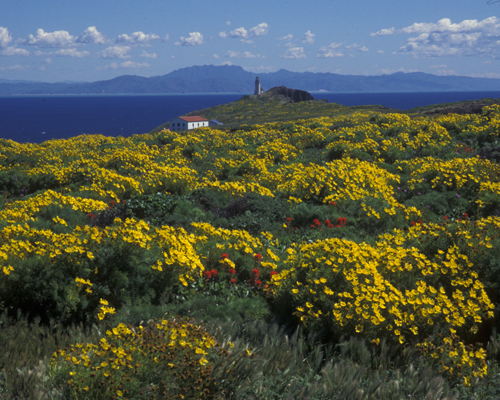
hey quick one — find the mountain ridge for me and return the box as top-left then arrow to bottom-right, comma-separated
2,65 -> 500,95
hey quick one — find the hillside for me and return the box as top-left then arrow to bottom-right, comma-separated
149,87 -> 394,133
3,97 -> 500,398
150,87 -> 500,133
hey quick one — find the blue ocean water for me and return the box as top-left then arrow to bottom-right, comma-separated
1,91 -> 499,144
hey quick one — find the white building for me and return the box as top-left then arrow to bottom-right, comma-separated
254,76 -> 264,95
169,116 -> 209,131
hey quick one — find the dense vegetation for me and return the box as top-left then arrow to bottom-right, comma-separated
2,98 -> 500,399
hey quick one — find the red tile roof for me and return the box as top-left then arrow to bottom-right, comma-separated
179,116 -> 207,122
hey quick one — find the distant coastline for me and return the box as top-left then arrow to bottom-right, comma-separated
2,65 -> 500,95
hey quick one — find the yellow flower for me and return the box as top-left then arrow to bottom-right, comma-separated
2,266 -> 14,275
199,357 -> 208,365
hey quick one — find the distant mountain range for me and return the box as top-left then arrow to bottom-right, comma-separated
2,65 -> 500,95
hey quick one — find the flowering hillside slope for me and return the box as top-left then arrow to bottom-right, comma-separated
2,105 -> 500,398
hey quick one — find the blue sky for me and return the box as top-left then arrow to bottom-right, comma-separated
1,0 -> 500,82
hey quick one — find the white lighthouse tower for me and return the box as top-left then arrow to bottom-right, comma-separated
254,76 -> 264,95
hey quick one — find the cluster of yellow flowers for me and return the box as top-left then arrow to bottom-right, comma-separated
3,103 -> 500,388
269,216 -> 498,384
50,315 -> 223,398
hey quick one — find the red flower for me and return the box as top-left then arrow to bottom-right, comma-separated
231,278 -> 237,284
270,271 -> 278,276
228,268 -> 236,275
88,213 -> 94,220
254,253 -> 262,262
417,219 -> 423,224
443,216 -> 448,220
110,200 -> 116,207
410,221 -> 416,226
313,219 -> 321,227
463,213 -> 469,219
329,201 -> 336,206
204,271 -> 212,280
221,253 -> 229,259
211,269 -> 218,278
337,217 -> 347,227
252,268 -> 260,278
324,219 -> 330,226
255,280 -> 262,287
286,217 -> 292,223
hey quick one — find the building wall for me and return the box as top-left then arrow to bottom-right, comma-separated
169,118 -> 186,131
187,121 -> 209,129
169,118 -> 209,131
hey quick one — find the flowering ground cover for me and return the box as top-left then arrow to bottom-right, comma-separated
2,102 -> 500,398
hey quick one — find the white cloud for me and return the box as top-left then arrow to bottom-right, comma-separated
277,34 -> 293,41
213,53 -> 220,58
120,61 -> 151,68
281,47 -> 306,59
302,30 -> 315,44
77,26 -> 107,44
45,58 -> 52,64
344,43 -> 368,52
139,50 -> 157,58
24,29 -> 75,47
345,43 -> 361,49
377,17 -> 500,58
377,50 -> 385,54
400,17 -> 499,34
219,31 -> 228,39
116,31 -> 160,45
380,67 -> 422,74
1,47 -> 30,56
242,51 -> 261,58
432,69 -> 458,76
226,21 -> 232,26
175,32 -> 204,46
317,43 -> 343,58
228,23 -> 268,40
163,34 -> 170,42
468,72 -> 500,79
99,61 -> 151,70
249,22 -> 268,37
226,50 -> 262,58
230,27 -> 248,38
99,45 -> 132,58
370,27 -> 395,37
0,64 -> 28,71
55,48 -> 90,58
221,61 -> 233,66
0,27 -> 12,48
244,65 -> 279,73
